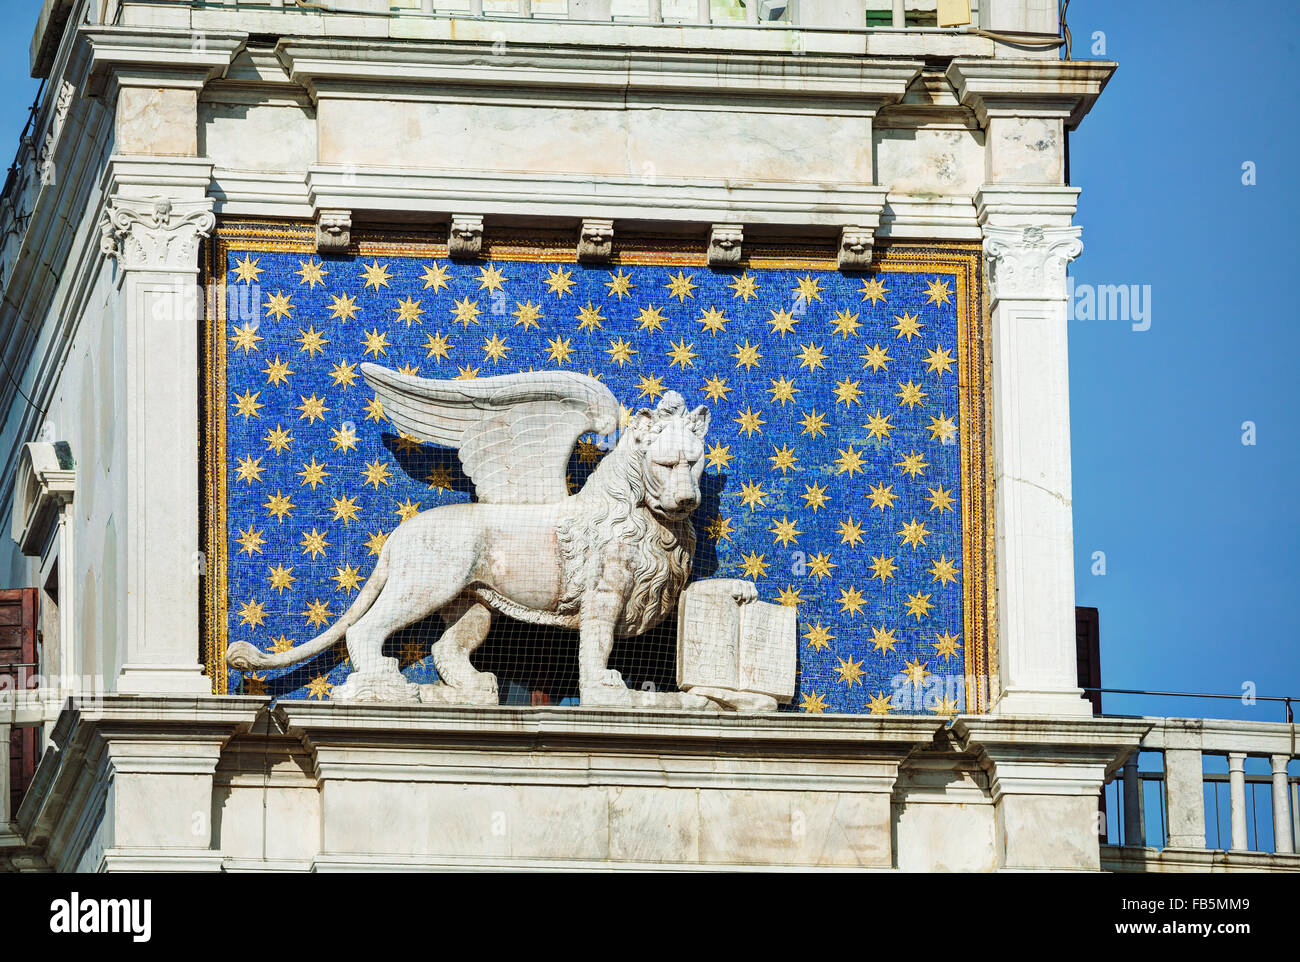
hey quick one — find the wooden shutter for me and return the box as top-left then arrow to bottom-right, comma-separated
0,588 -> 39,817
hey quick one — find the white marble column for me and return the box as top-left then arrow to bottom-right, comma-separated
1227,752 -> 1248,851
101,159 -> 216,695
1271,754 -> 1294,854
1163,747 -> 1206,850
1121,753 -> 1142,846
977,187 -> 1091,716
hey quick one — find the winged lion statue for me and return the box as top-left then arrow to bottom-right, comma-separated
226,363 -> 754,706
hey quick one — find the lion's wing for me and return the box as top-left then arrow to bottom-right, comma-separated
360,363 -> 620,504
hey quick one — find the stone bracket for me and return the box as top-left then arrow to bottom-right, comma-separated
707,223 -> 743,267
448,214 -> 484,259
838,225 -> 875,271
577,218 -> 613,262
315,208 -> 351,252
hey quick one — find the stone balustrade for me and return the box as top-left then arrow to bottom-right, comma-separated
1103,717 -> 1299,872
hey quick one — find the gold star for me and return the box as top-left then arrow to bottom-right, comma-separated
637,305 -> 667,333
902,657 -> 932,687
835,654 -> 865,686
547,335 -> 574,365
477,263 -> 507,293
667,339 -> 698,369
803,622 -> 834,652
798,409 -> 827,439
296,259 -> 327,288
833,377 -> 863,407
837,516 -> 864,547
838,586 -> 866,617
928,413 -> 957,443
927,485 -> 956,513
859,343 -> 891,372
576,301 -> 605,332
363,530 -> 388,556
297,394 -> 329,423
264,489 -> 294,522
705,514 -> 735,543
777,585 -> 803,608
509,299 -> 543,331
264,425 -> 293,455
328,293 -> 359,323
800,690 -> 828,714
330,424 -> 359,453
740,550 -> 770,580
236,524 -> 265,555
328,360 -> 359,388
545,267 -> 575,297
455,364 -> 480,380
867,691 -> 894,715
230,322 -> 263,355
933,631 -> 962,661
297,325 -> 328,357
704,443 -> 733,472
864,410 -> 894,441
481,333 -> 510,363
896,380 -> 928,410
604,337 -> 637,367
330,494 -> 361,524
361,260 -> 391,291
393,296 -> 425,327
702,375 -> 731,402
834,445 -> 866,477
421,262 -> 452,291
739,480 -> 768,511
831,310 -> 862,338
868,482 -> 899,511
238,598 -> 267,628
232,255 -> 264,284
924,277 -> 953,306
298,457 -> 329,490
929,555 -> 960,585
801,481 -> 831,513
576,438 -> 604,465
264,291 -> 293,322
858,276 -> 889,305
893,311 -> 924,341
769,443 -> 799,475
394,431 -> 423,455
305,675 -> 333,700
733,406 -> 765,437
423,332 -> 453,363
637,373 -> 666,400
697,307 -> 728,334
898,517 -> 932,549
394,498 -> 422,522
362,459 -> 392,489
796,342 -> 826,372
363,396 -> 385,421
333,563 -> 363,593
925,344 -> 956,376
361,327 -> 390,357
729,273 -> 759,300
896,450 -> 929,479
233,388 -> 263,419
793,274 -> 823,303
869,554 -> 898,582
770,515 -> 801,547
235,455 -> 266,484
932,695 -> 961,717
302,597 -> 332,629
870,625 -> 899,653
267,563 -> 296,594
665,270 -> 697,301
450,296 -> 481,328
426,466 -> 456,491
767,306 -> 798,336
605,268 -> 635,298
807,551 -> 837,579
767,375 -> 799,406
732,340 -> 762,370
261,355 -> 293,387
267,634 -> 294,654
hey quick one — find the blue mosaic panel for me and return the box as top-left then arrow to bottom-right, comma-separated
215,243 -> 971,713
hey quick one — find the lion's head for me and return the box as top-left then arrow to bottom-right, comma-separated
623,391 -> 710,521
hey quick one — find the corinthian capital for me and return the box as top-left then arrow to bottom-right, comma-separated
983,224 -> 1082,302
99,196 -> 216,272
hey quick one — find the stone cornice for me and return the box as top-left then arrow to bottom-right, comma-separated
945,59 -> 1117,129
81,25 -> 247,98
277,37 -> 923,114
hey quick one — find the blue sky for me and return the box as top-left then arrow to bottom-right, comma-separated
0,1 -> 1294,721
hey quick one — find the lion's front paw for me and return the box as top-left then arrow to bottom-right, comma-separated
580,683 -> 634,708
731,581 -> 759,604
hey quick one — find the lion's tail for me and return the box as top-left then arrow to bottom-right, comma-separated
225,536 -> 392,672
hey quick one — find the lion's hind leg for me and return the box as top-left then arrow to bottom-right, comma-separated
423,596 -> 498,705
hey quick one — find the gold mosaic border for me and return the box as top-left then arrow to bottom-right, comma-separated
202,220 -> 994,711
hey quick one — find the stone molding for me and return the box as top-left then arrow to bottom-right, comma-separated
10,441 -> 75,557
82,25 -> 247,98
945,59 -> 1117,129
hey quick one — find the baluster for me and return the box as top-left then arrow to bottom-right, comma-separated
1272,754 -> 1295,854
471,0 -> 485,15
422,0 -> 435,14
518,0 -> 532,15
697,0 -> 710,24
745,0 -> 758,22
891,0 -> 904,27
1227,753 -> 1248,850
648,0 -> 662,21
1122,754 -> 1142,847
